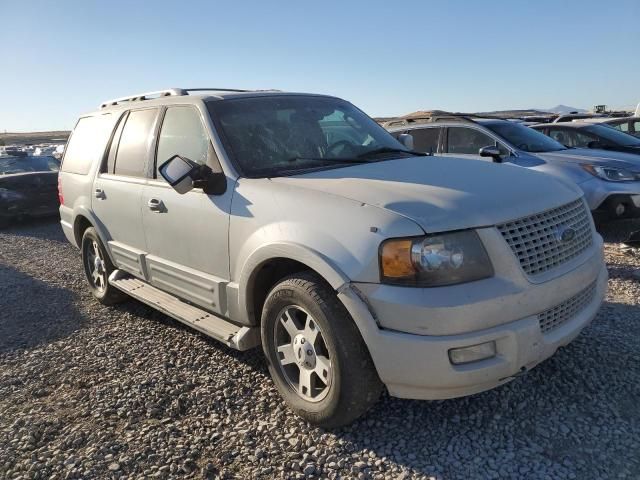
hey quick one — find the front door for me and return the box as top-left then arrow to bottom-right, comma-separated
141,105 -> 233,316
442,126 -> 501,161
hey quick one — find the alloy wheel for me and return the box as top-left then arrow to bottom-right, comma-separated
273,305 -> 333,402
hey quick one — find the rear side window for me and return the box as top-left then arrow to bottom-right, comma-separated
156,106 -> 209,177
113,108 -> 158,177
62,114 -> 113,174
447,127 -> 495,154
410,128 -> 441,154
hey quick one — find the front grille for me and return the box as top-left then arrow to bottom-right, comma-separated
497,199 -> 593,276
538,281 -> 597,333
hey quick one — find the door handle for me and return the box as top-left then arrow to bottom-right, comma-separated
147,198 -> 165,212
95,188 -> 105,199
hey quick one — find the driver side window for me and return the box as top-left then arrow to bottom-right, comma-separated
447,127 -> 496,155
156,106 -> 210,178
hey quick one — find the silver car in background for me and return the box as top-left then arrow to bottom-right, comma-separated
387,116 -> 640,221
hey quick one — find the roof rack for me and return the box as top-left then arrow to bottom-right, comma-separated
382,113 -> 479,128
99,87 -> 266,109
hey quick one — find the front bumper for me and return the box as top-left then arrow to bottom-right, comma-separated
592,193 -> 640,220
338,232 -> 607,400
578,177 -> 640,215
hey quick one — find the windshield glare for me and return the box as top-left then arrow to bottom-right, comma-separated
207,96 -> 409,176
0,156 -> 60,175
486,122 -> 567,153
584,124 -> 640,146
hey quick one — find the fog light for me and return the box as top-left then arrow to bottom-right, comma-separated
449,341 -> 496,365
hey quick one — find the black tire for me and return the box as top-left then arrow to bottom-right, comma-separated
81,227 -> 126,305
261,272 -> 383,428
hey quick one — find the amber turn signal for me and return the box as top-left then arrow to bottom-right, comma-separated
380,239 -> 416,278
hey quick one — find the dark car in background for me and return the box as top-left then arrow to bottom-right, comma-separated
0,155 -> 60,227
532,122 -> 640,155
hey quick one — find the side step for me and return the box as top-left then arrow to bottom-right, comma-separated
108,270 -> 259,351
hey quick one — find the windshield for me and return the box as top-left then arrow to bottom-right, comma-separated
0,156 -> 60,175
207,95 -> 411,177
584,124 -> 640,146
486,122 -> 567,152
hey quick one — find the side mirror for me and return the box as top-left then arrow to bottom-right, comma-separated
159,155 -> 227,195
479,145 -> 502,163
398,133 -> 414,151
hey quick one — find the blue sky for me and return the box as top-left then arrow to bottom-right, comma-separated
2,0 -> 639,131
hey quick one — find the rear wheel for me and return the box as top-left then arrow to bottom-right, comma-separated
81,227 -> 126,305
261,272 -> 383,428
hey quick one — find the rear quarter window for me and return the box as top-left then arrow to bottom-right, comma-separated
61,114 -> 114,175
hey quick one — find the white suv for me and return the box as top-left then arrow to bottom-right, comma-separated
58,88 -> 607,427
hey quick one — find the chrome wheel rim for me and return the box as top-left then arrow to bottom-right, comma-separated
85,240 -> 106,292
274,305 -> 332,402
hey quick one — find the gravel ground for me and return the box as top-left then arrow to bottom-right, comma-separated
1,218 -> 639,480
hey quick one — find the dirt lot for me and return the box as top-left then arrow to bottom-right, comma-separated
1,219 -> 639,479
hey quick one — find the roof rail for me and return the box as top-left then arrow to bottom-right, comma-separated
99,88 -> 185,109
99,87 -> 272,109
383,114 -> 478,128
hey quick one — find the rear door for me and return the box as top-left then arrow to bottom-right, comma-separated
141,105 -> 233,315
92,108 -> 160,278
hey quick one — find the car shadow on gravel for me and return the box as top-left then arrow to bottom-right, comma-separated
328,301 -> 640,478
597,218 -> 640,243
109,299 -> 268,370
1,216 -> 66,243
0,264 -> 85,354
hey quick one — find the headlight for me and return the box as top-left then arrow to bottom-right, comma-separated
0,188 -> 23,201
582,164 -> 637,182
380,230 -> 493,286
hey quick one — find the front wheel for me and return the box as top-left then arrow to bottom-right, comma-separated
261,272 -> 383,428
81,227 -> 126,305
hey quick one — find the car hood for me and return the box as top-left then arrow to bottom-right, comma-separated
532,148 -> 640,170
272,156 -> 581,233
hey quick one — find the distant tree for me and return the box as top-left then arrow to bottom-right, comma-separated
0,139 -> 4,146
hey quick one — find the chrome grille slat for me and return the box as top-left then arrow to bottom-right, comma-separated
538,281 -> 597,333
497,199 -> 593,276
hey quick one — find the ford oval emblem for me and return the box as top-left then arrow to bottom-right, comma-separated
556,226 -> 576,243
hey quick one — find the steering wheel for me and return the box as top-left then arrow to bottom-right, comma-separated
326,140 -> 356,156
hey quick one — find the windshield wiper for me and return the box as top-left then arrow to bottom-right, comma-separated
287,156 -> 370,164
357,147 -> 428,158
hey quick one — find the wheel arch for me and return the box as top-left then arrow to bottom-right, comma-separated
71,208 -> 116,264
238,243 -> 350,326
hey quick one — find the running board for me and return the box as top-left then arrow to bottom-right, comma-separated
108,270 -> 259,351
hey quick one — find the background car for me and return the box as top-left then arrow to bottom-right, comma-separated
386,116 -> 640,221
581,116 -> 640,137
532,122 -> 640,155
0,155 -> 60,227
552,113 -> 603,123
